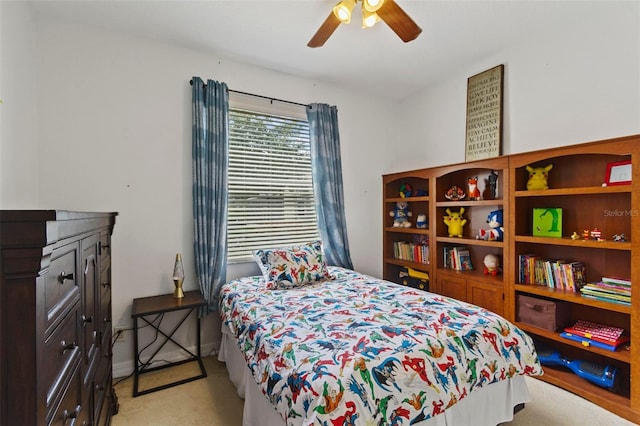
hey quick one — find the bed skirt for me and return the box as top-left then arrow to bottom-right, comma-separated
219,324 -> 531,426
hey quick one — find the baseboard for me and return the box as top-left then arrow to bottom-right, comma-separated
112,341 -> 219,379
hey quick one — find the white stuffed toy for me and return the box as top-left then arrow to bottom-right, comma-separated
416,213 -> 427,229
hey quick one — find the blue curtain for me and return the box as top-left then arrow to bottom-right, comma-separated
307,103 -> 354,269
192,77 -> 228,315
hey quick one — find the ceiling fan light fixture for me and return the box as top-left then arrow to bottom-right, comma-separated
362,9 -> 380,28
363,0 -> 385,13
333,0 -> 356,24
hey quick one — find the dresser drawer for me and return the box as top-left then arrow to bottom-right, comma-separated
47,364 -> 87,426
46,242 -> 81,335
44,307 -> 82,414
93,355 -> 111,424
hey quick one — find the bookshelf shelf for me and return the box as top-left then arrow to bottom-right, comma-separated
382,170 -> 433,289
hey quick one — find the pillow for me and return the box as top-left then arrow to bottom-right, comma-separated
253,240 -> 334,289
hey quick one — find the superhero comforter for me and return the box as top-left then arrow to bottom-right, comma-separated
219,267 -> 542,425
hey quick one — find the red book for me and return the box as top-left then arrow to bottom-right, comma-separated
564,320 -> 629,346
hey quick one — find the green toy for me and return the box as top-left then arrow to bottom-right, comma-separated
443,207 -> 467,238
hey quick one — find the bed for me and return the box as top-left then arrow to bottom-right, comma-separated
219,263 -> 542,426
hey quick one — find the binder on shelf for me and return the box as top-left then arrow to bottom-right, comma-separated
560,331 -> 621,352
564,320 -> 629,347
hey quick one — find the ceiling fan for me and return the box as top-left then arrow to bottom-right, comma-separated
308,0 -> 422,48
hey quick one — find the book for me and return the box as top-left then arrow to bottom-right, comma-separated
564,320 -> 629,346
457,249 -> 473,271
580,293 -> 631,306
580,287 -> 631,302
601,276 -> 631,286
581,283 -> 630,296
560,331 -> 620,351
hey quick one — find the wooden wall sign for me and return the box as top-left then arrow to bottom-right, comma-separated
465,65 -> 504,161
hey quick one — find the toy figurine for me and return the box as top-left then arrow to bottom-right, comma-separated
526,164 -> 553,190
467,177 -> 481,200
487,170 -> 498,199
389,201 -> 413,228
416,213 -> 427,229
443,207 -> 467,237
590,228 -> 603,241
570,232 -> 580,240
582,229 -> 590,240
613,234 -> 626,242
445,185 -> 466,201
483,254 -> 500,276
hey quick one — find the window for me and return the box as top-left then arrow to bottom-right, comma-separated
227,93 -> 319,262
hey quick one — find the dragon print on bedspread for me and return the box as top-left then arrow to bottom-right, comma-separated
220,267 -> 542,425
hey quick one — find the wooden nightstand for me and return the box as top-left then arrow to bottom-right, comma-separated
131,290 -> 208,396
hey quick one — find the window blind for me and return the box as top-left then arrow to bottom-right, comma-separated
227,108 -> 319,262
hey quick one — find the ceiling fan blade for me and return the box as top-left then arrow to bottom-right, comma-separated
308,11 -> 341,48
377,0 -> 422,43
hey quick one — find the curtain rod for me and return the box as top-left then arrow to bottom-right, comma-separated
189,79 -> 310,108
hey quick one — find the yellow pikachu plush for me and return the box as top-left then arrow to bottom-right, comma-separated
443,207 -> 467,238
526,164 -> 553,190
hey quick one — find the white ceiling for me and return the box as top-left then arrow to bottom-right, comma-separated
29,0 -> 602,101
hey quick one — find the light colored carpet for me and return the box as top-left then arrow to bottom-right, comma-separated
112,357 -> 635,426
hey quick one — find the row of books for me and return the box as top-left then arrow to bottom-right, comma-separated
579,276 -> 631,306
394,241 -> 429,264
444,246 -> 473,271
517,254 -> 585,291
560,319 -> 629,351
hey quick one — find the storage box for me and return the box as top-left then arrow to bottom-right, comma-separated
532,207 -> 562,237
517,295 -> 569,331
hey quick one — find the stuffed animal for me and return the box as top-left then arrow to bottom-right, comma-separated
467,177 -> 481,200
416,213 -> 427,229
526,164 -> 553,190
443,207 -> 466,237
477,209 -> 504,241
483,254 -> 500,275
389,201 -> 413,227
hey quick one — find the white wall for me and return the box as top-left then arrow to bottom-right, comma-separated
27,16 -> 398,374
0,2 -> 40,207
391,2 -> 640,172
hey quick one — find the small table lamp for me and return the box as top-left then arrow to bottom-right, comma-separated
172,253 -> 185,298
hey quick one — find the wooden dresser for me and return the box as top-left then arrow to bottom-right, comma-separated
0,211 -> 118,425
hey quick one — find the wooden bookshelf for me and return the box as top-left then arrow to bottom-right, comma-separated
382,134 -> 640,423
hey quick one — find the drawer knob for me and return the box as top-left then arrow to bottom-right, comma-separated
81,315 -> 93,326
62,405 -> 81,424
58,272 -> 74,284
60,340 -> 77,354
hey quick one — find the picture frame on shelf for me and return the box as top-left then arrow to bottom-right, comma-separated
604,160 -> 632,186
532,207 -> 563,238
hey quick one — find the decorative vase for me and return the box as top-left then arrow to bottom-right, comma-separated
172,253 -> 185,298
